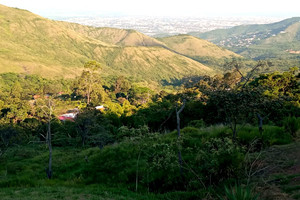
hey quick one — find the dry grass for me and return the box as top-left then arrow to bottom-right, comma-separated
0,4 -> 218,82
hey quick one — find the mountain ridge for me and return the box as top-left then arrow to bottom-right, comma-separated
189,17 -> 300,60
0,4 -> 239,82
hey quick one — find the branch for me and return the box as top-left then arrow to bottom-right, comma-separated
158,109 -> 175,131
177,99 -> 186,115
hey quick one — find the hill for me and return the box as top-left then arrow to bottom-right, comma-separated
0,4 -> 218,82
158,34 -> 239,59
190,17 -> 300,60
62,23 -> 166,47
157,34 -> 240,72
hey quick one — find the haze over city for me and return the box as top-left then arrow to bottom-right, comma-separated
1,0 -> 299,18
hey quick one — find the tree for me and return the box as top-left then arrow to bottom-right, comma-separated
196,60 -> 273,139
206,88 -> 263,139
176,99 -> 186,175
75,108 -> 113,147
114,76 -> 131,98
76,61 -> 103,105
128,85 -> 153,105
36,97 -> 55,179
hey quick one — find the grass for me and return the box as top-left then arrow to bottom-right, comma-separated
158,35 -> 239,59
0,185 -> 161,200
0,123 -> 297,199
0,4 -> 216,82
192,17 -> 300,61
0,142 -> 205,199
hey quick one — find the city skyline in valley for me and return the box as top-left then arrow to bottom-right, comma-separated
1,0 -> 299,18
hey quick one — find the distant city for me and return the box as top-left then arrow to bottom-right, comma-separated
55,16 -> 283,36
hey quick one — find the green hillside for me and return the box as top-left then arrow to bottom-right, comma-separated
0,4 -> 216,82
158,34 -> 240,71
190,17 -> 300,60
63,23 -> 166,47
158,35 -> 239,58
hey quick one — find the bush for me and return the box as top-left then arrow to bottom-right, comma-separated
184,137 -> 244,188
201,124 -> 232,138
219,184 -> 259,200
238,125 -> 260,145
0,125 -> 28,147
283,116 -> 300,137
262,125 -> 293,145
117,125 -> 149,141
187,120 -> 205,129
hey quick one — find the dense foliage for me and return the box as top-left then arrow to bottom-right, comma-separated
0,60 -> 299,199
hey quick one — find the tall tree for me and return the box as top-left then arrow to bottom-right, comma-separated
176,99 -> 186,175
76,61 -> 103,105
37,97 -> 55,179
114,76 -> 131,97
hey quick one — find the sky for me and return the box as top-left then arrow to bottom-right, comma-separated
0,0 -> 300,18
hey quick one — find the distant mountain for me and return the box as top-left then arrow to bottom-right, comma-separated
0,4 -> 240,83
190,17 -> 300,60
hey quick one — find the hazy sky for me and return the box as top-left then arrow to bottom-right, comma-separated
1,0 -> 299,17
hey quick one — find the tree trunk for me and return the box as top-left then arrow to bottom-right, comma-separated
176,100 -> 186,176
46,99 -> 53,179
232,118 -> 237,140
47,119 -> 52,179
256,113 -> 264,136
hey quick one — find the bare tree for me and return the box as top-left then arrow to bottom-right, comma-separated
176,99 -> 186,175
38,96 -> 55,179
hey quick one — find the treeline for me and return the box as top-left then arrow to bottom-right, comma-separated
0,61 -> 300,198
0,61 -> 299,149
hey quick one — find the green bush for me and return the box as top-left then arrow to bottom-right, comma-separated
0,125 -> 29,147
219,184 -> 259,200
237,125 -> 260,145
117,125 -> 149,140
283,116 -> 300,137
184,137 -> 244,188
262,125 -> 293,145
187,119 -> 205,129
201,124 -> 232,138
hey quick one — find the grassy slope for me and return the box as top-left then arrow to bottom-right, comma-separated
253,141 -> 300,200
0,4 -> 214,82
0,125 -> 298,199
63,23 -> 166,47
192,17 -> 300,43
158,34 -> 240,59
190,17 -> 300,59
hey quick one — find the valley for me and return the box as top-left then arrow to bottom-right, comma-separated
0,3 -> 299,200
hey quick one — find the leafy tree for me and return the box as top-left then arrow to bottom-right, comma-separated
193,60 -> 276,138
113,76 -> 131,98
128,85 -> 153,105
76,60 -> 104,105
75,108 -> 114,147
10,81 -> 23,99
2,98 -> 30,123
250,67 -> 299,105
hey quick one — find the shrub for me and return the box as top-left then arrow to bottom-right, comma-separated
219,184 -> 259,200
201,124 -> 232,138
0,125 -> 28,147
188,120 -> 205,129
283,116 -> 300,137
117,125 -> 149,141
262,125 -> 293,145
185,137 -> 244,188
237,125 -> 260,145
